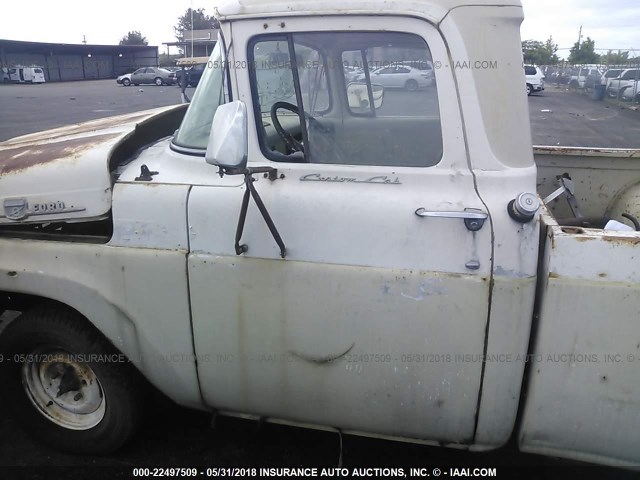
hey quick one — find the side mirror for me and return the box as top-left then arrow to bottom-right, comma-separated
347,83 -> 385,112
205,101 -> 248,170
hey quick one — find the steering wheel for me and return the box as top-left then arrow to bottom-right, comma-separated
270,101 -> 347,163
270,101 -> 306,153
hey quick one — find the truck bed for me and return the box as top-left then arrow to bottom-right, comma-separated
519,146 -> 640,466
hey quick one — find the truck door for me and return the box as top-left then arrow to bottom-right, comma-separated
188,17 -> 493,444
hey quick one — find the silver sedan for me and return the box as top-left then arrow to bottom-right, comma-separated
129,67 -> 176,86
356,65 -> 434,90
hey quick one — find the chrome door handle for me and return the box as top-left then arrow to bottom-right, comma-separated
415,208 -> 488,232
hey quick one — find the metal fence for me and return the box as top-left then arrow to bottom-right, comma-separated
537,62 -> 640,106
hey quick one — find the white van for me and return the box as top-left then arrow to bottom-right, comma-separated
7,66 -> 46,84
524,64 -> 544,95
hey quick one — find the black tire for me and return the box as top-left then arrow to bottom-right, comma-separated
405,79 -> 418,91
526,83 -> 532,96
122,78 -> 130,87
618,86 -> 630,101
0,305 -> 144,454
154,77 -> 163,86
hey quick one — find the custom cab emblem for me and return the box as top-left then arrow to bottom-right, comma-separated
300,174 -> 401,185
4,198 -> 28,220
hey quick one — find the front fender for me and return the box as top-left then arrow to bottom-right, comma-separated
0,239 -> 204,410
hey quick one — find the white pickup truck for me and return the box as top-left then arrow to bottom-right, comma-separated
1,0 -> 639,467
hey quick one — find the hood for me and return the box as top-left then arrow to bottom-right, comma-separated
0,105 -> 185,225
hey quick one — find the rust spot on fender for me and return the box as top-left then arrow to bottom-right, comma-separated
0,132 -> 120,174
602,236 -> 640,246
534,146 -> 640,158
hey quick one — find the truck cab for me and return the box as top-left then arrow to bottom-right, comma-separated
0,0 -> 639,468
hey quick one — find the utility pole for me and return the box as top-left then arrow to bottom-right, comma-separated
82,35 -> 87,45
190,0 -> 194,58
577,25 -> 583,49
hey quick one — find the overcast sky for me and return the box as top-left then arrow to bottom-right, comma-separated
2,1 -> 639,59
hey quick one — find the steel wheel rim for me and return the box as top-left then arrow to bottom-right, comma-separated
21,348 -> 106,430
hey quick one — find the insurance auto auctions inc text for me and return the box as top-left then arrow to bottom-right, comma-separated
255,467 -> 497,477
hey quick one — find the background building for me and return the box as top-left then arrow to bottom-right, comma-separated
0,39 -> 159,82
163,29 -> 218,58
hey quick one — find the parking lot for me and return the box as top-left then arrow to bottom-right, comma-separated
0,80 -> 183,142
1,79 -> 640,477
529,86 -> 640,148
2,80 -> 640,147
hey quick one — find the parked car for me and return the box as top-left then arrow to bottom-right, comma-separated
551,67 -> 572,85
584,70 -> 603,89
524,65 -> 544,95
355,65 -> 433,90
607,68 -> 640,98
176,57 -> 209,88
601,68 -> 624,88
116,73 -> 132,86
569,66 -> 602,89
620,80 -> 640,102
130,67 -> 176,86
400,60 -> 435,83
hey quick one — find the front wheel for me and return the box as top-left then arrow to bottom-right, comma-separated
0,305 -> 144,454
405,79 -> 418,91
122,78 -> 130,87
526,83 -> 532,96
154,77 -> 163,86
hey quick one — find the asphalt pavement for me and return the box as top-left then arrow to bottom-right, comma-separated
528,85 -> 640,148
0,80 -> 183,142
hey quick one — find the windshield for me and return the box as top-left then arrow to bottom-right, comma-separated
173,42 -> 225,150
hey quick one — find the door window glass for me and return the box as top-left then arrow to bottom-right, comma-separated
249,31 -> 442,167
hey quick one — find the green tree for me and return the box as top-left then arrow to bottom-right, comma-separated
174,8 -> 218,40
159,53 -> 182,67
543,36 -> 560,64
173,8 -> 218,55
568,37 -> 600,64
601,50 -> 629,66
522,37 -> 559,65
119,31 -> 148,46
522,40 -> 544,64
